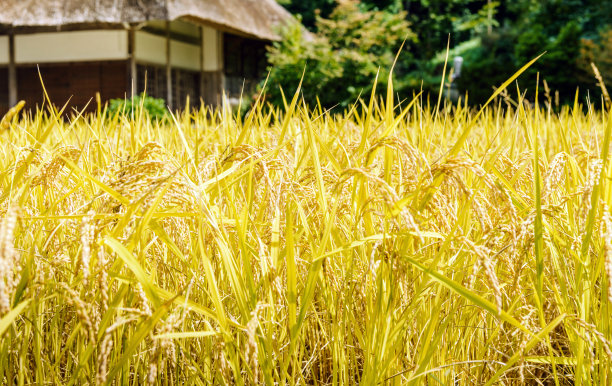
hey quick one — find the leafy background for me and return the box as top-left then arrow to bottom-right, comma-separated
270,0 -> 612,108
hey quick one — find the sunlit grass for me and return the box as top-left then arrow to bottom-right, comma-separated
0,77 -> 611,384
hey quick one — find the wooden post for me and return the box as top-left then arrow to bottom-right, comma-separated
8,31 -> 17,107
165,21 -> 173,110
127,28 -> 137,97
217,31 -> 224,105
199,26 -> 205,105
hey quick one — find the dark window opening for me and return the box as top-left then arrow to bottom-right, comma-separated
223,34 -> 268,98
137,64 -> 201,110
173,68 -> 200,111
137,64 -> 167,101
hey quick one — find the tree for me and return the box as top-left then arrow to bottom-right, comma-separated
273,0 -> 612,106
264,1 -> 414,108
276,0 -> 336,30
579,29 -> 612,89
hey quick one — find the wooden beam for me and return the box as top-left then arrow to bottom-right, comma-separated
127,28 -> 137,96
165,21 -> 173,110
217,31 -> 224,105
199,26 -> 205,105
8,31 -> 17,107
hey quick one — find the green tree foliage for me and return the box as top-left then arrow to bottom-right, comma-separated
470,1 -> 608,104
274,0 -> 612,106
579,29 -> 612,88
276,0 -> 336,30
454,28 -> 516,103
510,21 -> 588,103
454,0 -> 611,103
265,1 -> 414,108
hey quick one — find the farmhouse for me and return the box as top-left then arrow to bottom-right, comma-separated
0,0 -> 293,114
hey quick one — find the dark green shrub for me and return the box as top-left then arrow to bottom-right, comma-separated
108,94 -> 167,120
514,21 -> 589,104
456,29 -> 518,104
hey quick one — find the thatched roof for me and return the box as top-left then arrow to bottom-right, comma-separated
0,0 -> 294,40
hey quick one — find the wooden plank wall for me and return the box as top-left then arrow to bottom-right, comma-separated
13,61 -> 127,114
0,68 -> 7,115
202,71 -> 222,106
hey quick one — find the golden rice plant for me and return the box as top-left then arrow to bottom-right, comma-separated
0,68 -> 611,385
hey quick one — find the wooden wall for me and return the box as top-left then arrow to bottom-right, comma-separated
0,24 -> 271,116
0,68 -> 7,114
8,61 -> 128,115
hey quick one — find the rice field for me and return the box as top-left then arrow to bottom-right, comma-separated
0,75 -> 611,385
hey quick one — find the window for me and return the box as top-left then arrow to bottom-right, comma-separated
172,68 -> 200,110
223,34 -> 268,97
137,64 -> 167,101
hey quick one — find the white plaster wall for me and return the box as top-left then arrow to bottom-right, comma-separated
0,36 -> 8,64
3,21 -> 221,72
202,26 -> 220,71
170,40 -> 200,71
135,31 -> 166,66
15,30 -> 128,64
136,27 -> 207,71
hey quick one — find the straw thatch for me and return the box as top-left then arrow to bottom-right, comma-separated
0,0 -> 294,40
